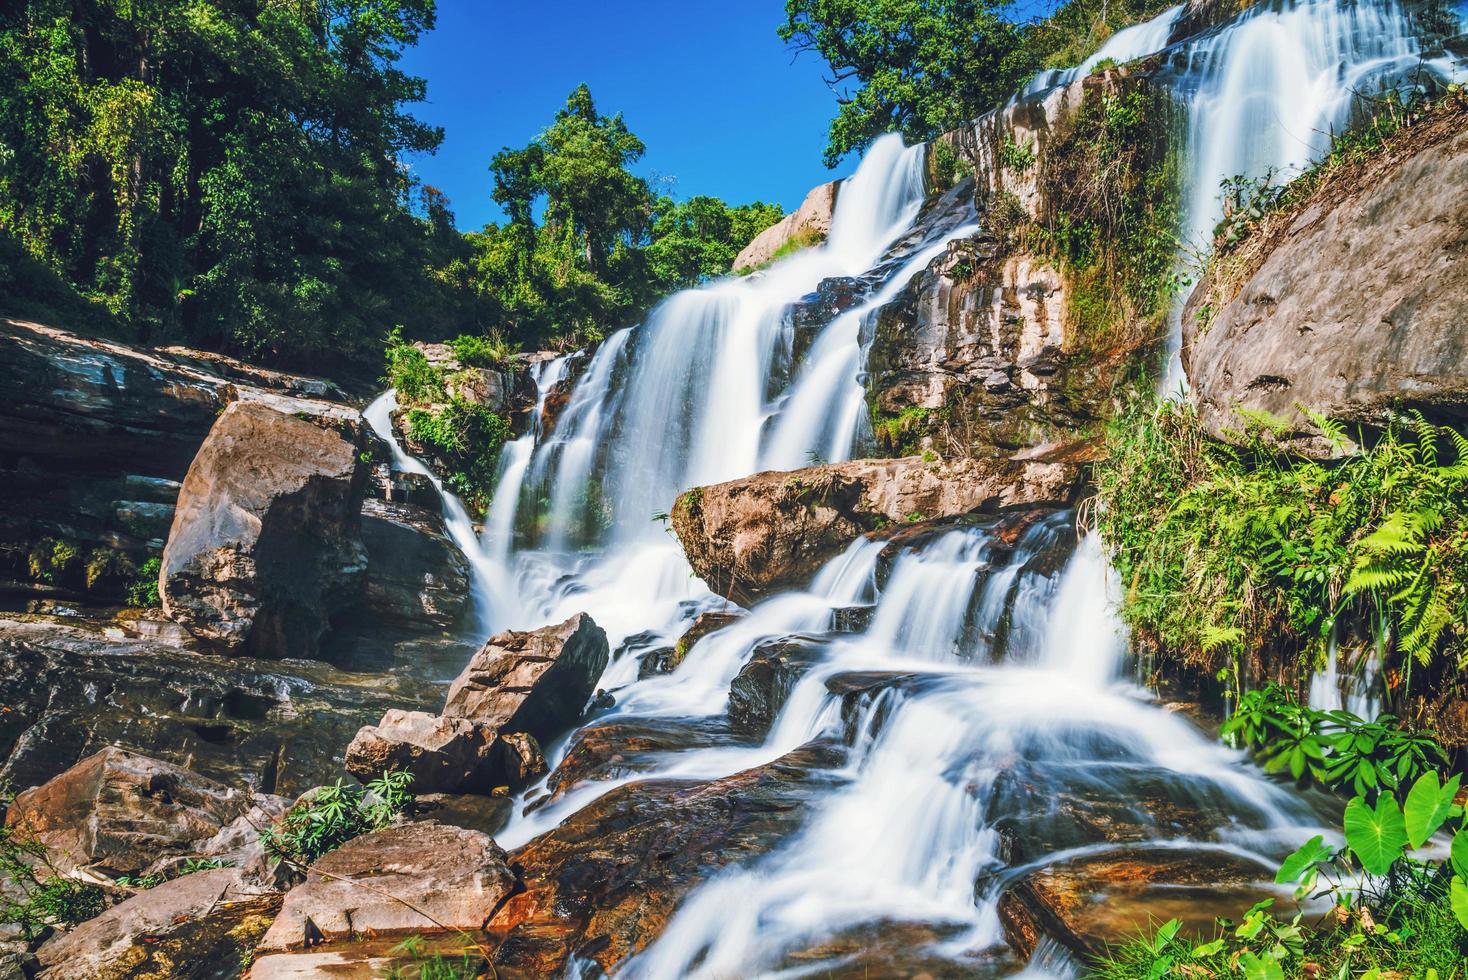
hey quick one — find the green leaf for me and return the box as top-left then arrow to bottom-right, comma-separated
1343,794 -> 1409,875
1191,938 -> 1225,957
1451,829 -> 1468,880
1403,771 -> 1461,848
1239,951 -> 1285,980
1276,835 -> 1332,884
1451,877 -> 1468,931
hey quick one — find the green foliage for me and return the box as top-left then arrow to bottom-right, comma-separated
0,797 -> 106,939
871,405 -> 930,455
446,331 -> 517,370
1094,395 -> 1468,681
1221,685 -> 1446,799
0,0 -> 447,368
385,328 -> 447,404
647,196 -> 783,286
782,0 -> 1176,166
780,0 -> 1035,166
929,141 -> 968,192
1030,84 -> 1182,344
406,402 -> 511,513
125,556 -> 161,608
261,770 -> 413,867
27,537 -> 78,585
998,135 -> 1036,173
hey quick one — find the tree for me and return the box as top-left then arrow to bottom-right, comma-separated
780,0 -> 1034,166
0,0 -> 446,368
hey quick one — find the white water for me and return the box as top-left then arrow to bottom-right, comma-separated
358,3 -> 1463,973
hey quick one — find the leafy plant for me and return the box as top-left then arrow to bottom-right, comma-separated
446,332 -> 518,370
385,328 -> 447,405
260,770 -> 414,868
125,555 -> 162,608
385,935 -> 484,980
998,134 -> 1036,173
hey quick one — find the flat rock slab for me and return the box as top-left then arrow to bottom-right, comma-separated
257,823 -> 517,953
486,741 -> 846,976
36,867 -> 280,980
997,847 -> 1283,960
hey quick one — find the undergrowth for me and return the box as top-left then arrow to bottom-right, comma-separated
1093,395 -> 1468,697
385,329 -> 514,514
261,770 -> 413,867
1028,82 -> 1183,350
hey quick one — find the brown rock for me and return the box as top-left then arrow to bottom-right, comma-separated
344,709 -> 498,794
997,849 -> 1280,961
671,454 -> 1082,605
733,181 -> 838,272
443,613 -> 610,743
5,747 -> 250,876
639,611 -> 745,678
256,823 -> 517,952
35,867 -> 280,980
1185,104 -> 1468,456
160,401 -> 369,659
485,742 -> 844,976
358,498 -> 469,632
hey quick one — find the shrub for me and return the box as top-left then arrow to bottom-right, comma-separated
446,331 -> 518,369
385,327 -> 446,405
406,400 -> 512,512
125,556 -> 162,608
998,135 -> 1036,173
929,140 -> 968,192
27,538 -> 79,585
261,770 -> 413,867
1094,395 -> 1468,692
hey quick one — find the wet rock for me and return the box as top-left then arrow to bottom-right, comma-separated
358,499 -> 469,632
997,848 -> 1282,960
1185,103 -> 1468,456
34,867 -> 280,980
494,731 -> 548,788
538,717 -> 741,807
672,455 -> 1081,605
160,401 -> 369,659
733,181 -> 838,272
485,742 -> 845,976
787,276 -> 865,366
343,709 -> 499,794
5,747 -> 250,876
832,605 -> 876,633
410,793 -> 513,838
638,611 -> 745,678
444,613 -> 610,743
0,616 -> 445,797
257,823 -> 517,953
728,636 -> 829,737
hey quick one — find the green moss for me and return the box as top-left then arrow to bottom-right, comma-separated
735,228 -> 826,275
1030,84 -> 1182,350
871,405 -> 931,456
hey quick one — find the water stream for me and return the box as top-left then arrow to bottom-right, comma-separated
365,1 -> 1464,973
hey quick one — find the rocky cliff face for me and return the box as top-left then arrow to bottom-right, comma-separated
1184,100 -> 1468,454
733,181 -> 839,272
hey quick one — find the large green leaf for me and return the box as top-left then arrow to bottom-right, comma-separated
1343,795 -> 1408,875
1452,829 -> 1468,880
1451,876 -> 1468,931
1275,835 -> 1333,884
1239,951 -> 1285,980
1403,771 -> 1461,848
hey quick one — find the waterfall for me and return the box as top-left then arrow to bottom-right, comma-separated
352,2 -> 1466,973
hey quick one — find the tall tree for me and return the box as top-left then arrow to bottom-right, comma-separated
780,0 -> 1034,166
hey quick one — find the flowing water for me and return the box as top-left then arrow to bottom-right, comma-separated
365,1 -> 1464,973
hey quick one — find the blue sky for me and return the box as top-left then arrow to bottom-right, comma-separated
400,1 -> 847,231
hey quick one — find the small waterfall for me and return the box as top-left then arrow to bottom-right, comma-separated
621,520 -> 1319,978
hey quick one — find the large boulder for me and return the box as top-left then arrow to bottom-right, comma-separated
4,747 -> 250,876
160,401 -> 369,659
34,867 -> 281,980
255,823 -> 517,953
1185,103 -> 1468,456
443,613 -> 610,743
343,709 -> 499,794
671,453 -> 1083,605
732,181 -> 838,272
358,499 -> 469,632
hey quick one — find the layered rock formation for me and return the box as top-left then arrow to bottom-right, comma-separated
671,452 -> 1084,604
1185,102 -> 1468,454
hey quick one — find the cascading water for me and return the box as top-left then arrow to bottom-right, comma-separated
357,1 -> 1464,974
